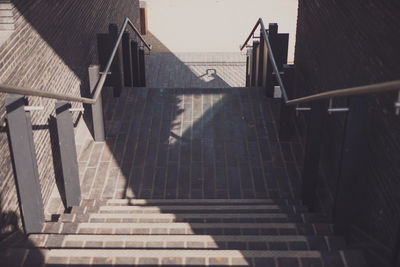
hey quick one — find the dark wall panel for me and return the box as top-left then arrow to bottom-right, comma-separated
295,1 -> 400,266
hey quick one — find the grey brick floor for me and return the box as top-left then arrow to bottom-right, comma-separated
44,53 -> 304,217
146,52 -> 246,88
75,85 -> 304,200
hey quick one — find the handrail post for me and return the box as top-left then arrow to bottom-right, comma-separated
140,0 -> 148,35
251,40 -> 259,87
301,101 -> 325,211
131,40 -> 140,87
89,65 -> 105,141
96,33 -> 112,87
55,101 -> 81,207
260,38 -> 269,89
334,96 -> 368,235
258,28 -> 265,87
279,64 -> 295,140
139,46 -> 146,87
5,95 -> 44,233
265,23 -> 278,97
245,50 -> 251,87
122,31 -> 133,87
109,24 -> 124,96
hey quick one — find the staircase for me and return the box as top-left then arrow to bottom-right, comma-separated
1,198 -> 366,266
0,84 -> 368,266
0,16 -> 370,267
0,84 -> 369,266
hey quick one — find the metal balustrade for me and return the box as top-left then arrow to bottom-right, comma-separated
0,18 -> 151,104
0,17 -> 151,234
241,18 -> 400,108
242,18 -> 400,236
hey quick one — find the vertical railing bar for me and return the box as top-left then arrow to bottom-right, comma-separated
259,20 -> 289,103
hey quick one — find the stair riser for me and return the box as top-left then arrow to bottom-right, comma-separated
87,217 -> 301,224
71,206 -> 308,215
79,199 -> 303,207
42,222 -> 334,236
60,213 -> 329,224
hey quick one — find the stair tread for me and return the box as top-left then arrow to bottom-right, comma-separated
43,248 -> 348,257
96,204 -> 302,209
5,248 -> 362,266
71,204 -> 308,216
88,212 -> 292,218
80,204 -> 306,214
81,198 -> 301,206
64,212 -> 327,222
68,213 -> 301,223
46,222 -> 331,228
28,234 -> 343,242
41,222 -> 333,236
10,234 -> 345,251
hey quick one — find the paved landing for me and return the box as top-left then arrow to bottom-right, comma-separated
75,86 -> 303,200
145,52 -> 246,88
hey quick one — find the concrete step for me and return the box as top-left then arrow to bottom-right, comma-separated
0,17 -> 13,23
79,198 -> 302,207
0,248 -> 366,266
62,212 -> 296,224
0,2 -> 12,10
0,10 -> 12,16
22,234 -> 346,251
71,204 -> 308,215
42,222 -> 334,236
0,23 -> 14,30
59,212 -> 329,224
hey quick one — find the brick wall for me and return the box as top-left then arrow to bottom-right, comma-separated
0,0 -> 140,236
294,1 -> 400,266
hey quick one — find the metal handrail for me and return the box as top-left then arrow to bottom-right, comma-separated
126,18 -> 152,51
241,18 -> 400,106
0,18 -> 151,105
286,80 -> 400,105
0,84 -> 96,104
241,18 -> 289,102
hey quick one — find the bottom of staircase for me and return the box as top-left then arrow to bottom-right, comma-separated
0,199 -> 367,266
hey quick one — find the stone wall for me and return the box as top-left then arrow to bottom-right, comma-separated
294,1 -> 400,266
0,0 -> 139,236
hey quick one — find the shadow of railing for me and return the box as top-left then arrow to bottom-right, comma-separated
59,31 -> 301,266
0,191 -> 45,266
0,4 -> 305,264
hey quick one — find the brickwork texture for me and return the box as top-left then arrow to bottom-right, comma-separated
76,87 -> 303,201
0,0 -> 140,236
294,1 -> 400,266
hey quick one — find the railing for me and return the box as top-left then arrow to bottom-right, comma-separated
241,18 -> 400,108
0,17 -> 151,234
0,18 -> 151,104
242,18 -> 400,240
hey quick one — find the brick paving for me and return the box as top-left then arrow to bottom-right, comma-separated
44,53 -> 303,217
74,85 -> 304,201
